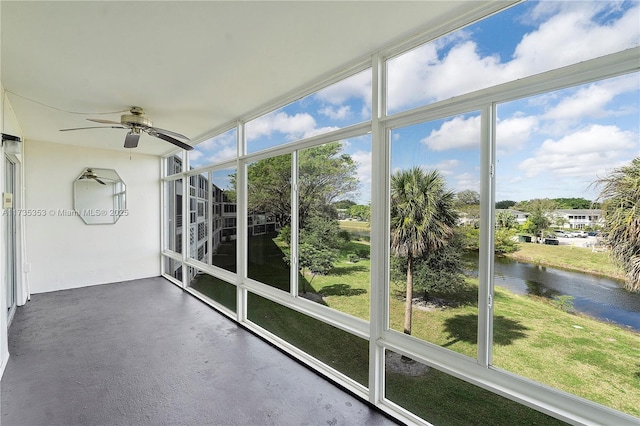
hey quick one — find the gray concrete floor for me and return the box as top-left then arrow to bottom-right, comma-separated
1,277 -> 397,426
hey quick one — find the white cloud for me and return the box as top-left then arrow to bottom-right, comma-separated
455,172 -> 480,192
387,3 -> 639,112
192,131 -> 237,166
519,124 -> 637,178
420,159 -> 460,176
189,149 -> 203,162
421,115 -> 480,151
207,146 -> 236,163
496,114 -> 539,153
541,74 -> 639,123
314,70 -> 371,106
351,150 -> 372,185
319,105 -> 351,120
301,125 -> 341,139
511,4 -> 639,76
245,110 -> 317,141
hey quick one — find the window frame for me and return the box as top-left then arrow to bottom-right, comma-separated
158,9 -> 640,421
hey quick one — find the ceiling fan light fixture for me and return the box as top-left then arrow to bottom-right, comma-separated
59,106 -> 193,151
124,131 -> 141,149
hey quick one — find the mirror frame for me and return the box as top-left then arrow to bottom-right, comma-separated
73,167 -> 127,225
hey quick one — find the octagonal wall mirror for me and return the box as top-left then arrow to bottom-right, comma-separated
74,167 -> 126,225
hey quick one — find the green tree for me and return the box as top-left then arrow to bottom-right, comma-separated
286,215 -> 343,293
348,204 -> 370,221
496,210 -> 518,229
495,200 -> 516,209
552,214 -> 568,229
460,225 -> 480,251
592,158 -> 640,293
334,199 -> 356,210
553,197 -> 593,209
240,142 -> 358,229
390,167 -> 458,336
456,189 -> 480,206
413,241 -> 466,299
456,190 -> 480,227
298,142 -> 358,228
245,154 -> 292,227
516,198 -> 558,241
495,228 -> 519,254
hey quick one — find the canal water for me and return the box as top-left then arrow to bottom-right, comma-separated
489,256 -> 640,332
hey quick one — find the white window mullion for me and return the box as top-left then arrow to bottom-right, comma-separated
159,158 -> 166,273
369,52 -> 388,406
477,103 -> 496,367
207,170 -> 213,266
236,121 -> 248,323
180,170 -> 189,289
291,151 -> 299,298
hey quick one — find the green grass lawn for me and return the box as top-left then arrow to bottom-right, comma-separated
506,243 -> 625,280
338,219 -> 370,231
189,233 -> 640,423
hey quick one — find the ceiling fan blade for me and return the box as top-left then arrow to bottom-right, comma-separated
148,126 -> 190,141
124,132 -> 140,148
87,118 -> 124,125
60,126 -> 125,131
152,132 -> 194,151
93,177 -> 106,185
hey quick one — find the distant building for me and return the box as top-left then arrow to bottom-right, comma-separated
551,209 -> 603,230
489,208 -> 603,230
165,156 -> 279,280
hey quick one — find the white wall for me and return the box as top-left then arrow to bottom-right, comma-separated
1,88 -> 25,376
0,87 -> 9,377
24,139 -> 160,293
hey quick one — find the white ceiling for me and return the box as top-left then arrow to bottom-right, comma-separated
2,1 -> 500,156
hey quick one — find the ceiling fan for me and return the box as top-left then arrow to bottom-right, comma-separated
60,106 -> 193,151
78,168 -> 110,185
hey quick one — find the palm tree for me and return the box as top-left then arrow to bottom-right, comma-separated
390,167 -> 458,335
496,210 -> 518,229
593,158 -> 640,293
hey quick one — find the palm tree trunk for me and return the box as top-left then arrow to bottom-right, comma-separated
404,256 -> 413,335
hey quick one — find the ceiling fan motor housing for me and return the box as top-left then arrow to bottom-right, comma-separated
121,111 -> 152,128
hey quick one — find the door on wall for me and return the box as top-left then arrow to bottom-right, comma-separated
5,156 -> 17,323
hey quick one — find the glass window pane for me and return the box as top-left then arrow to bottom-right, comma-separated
190,128 -> 237,169
189,173 -> 209,263
246,69 -> 371,154
211,168 -> 237,273
247,154 -> 291,292
163,255 -> 182,282
248,293 -> 368,387
384,349 -> 564,425
493,73 -> 640,418
165,152 -> 183,176
389,113 -> 480,359
164,178 -> 183,254
387,1 -> 640,115
296,136 -> 372,320
189,272 -> 237,313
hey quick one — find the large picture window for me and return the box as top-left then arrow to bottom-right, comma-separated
161,2 -> 640,424
493,72 -> 640,417
388,113 -> 481,359
386,1 -> 639,115
246,154 -> 292,292
245,70 -> 371,154
296,135 -> 372,319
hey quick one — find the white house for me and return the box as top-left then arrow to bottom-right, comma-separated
551,209 -> 604,230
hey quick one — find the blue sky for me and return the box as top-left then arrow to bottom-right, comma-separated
190,0 -> 639,204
